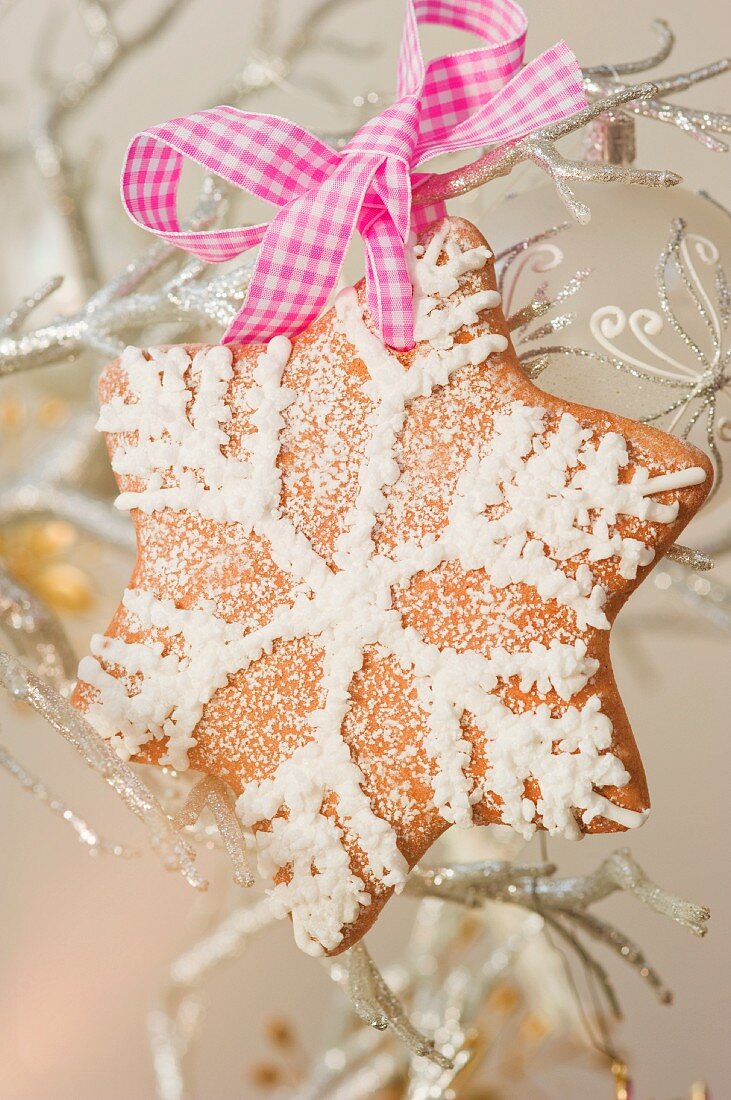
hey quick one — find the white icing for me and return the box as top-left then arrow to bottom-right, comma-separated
422,404 -> 687,630
80,219 -> 706,953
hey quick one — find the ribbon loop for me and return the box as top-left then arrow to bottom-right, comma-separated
121,0 -> 586,350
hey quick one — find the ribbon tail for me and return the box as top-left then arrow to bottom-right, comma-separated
361,214 -> 415,351
358,158 -> 415,350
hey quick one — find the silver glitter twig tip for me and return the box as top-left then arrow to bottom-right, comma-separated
345,942 -> 454,1070
665,544 -> 715,571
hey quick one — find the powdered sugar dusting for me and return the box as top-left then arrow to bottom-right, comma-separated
76,218 -> 707,955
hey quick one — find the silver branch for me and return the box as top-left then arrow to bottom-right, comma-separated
149,896 -> 275,1100
417,21 -> 730,221
665,544 -> 715,571
145,839 -> 710,1097
342,940 -> 454,1069
405,850 -> 709,937
319,849 -> 709,1075
0,176 -> 235,376
583,20 -> 731,153
29,0 -> 193,293
172,775 -> 254,888
0,649 -> 207,888
413,85 -> 682,223
0,741 -> 137,857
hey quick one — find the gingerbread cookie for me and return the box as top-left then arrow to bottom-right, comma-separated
72,218 -> 712,956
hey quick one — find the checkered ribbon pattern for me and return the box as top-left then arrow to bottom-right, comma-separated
121,0 -> 586,349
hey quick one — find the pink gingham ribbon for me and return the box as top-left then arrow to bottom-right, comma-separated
122,0 -> 586,349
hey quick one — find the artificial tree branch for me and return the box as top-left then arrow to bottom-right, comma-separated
331,850 -> 709,1071
173,775 -> 254,888
0,176 -> 233,375
29,0 -> 193,294
344,941 -> 454,1070
413,84 -> 681,222
583,25 -> 731,151
582,18 -> 675,78
0,649 -> 207,889
418,22 -> 731,214
405,849 -> 709,937
0,741 -> 136,857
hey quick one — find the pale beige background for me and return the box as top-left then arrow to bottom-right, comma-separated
0,2 -> 730,1098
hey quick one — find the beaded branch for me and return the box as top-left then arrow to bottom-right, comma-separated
413,84 -> 681,224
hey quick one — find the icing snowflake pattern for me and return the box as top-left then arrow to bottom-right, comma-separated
77,222 -> 707,955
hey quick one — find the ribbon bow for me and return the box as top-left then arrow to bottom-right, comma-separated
122,0 -> 586,350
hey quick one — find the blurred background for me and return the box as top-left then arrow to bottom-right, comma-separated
0,1 -> 729,1098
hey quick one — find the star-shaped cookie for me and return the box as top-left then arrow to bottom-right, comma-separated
72,218 -> 712,956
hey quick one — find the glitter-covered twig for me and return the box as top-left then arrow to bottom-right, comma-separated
583,20 -> 731,153
316,848 -> 709,1073
0,649 -> 206,888
405,849 -> 709,938
0,644 -> 262,893
0,741 -> 136,857
0,565 -> 78,692
344,940 -> 454,1070
139,839 -> 710,1097
0,176 -> 236,376
399,847 -> 707,1041
173,775 -> 254,887
418,20 -> 730,220
414,85 -> 681,224
29,0 -> 193,293
0,563 -> 140,857
582,18 -> 676,79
